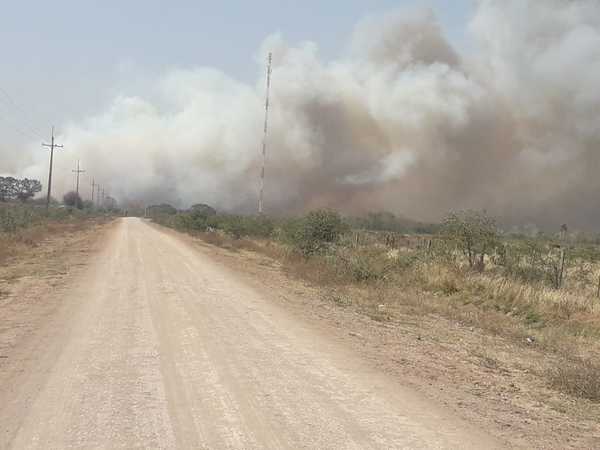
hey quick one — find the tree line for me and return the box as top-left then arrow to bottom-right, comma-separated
0,177 -> 42,202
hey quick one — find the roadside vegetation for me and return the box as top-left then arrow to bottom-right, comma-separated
151,204 -> 600,402
0,178 -> 120,264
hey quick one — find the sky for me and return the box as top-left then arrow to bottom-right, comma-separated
4,0 -> 599,229
0,0 -> 472,152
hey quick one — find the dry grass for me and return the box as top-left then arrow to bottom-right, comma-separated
0,226 -> 47,264
413,261 -> 600,339
548,358 -> 600,401
0,215 -> 113,265
180,227 -> 600,403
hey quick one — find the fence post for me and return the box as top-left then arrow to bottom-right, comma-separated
558,248 -> 566,288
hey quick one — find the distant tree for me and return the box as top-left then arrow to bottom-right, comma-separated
346,210 -> 437,234
63,191 -> 83,209
147,204 -> 177,216
0,177 -> 42,202
0,177 -> 18,201
560,223 -> 568,241
442,210 -> 499,272
190,203 -> 217,217
15,178 -> 42,202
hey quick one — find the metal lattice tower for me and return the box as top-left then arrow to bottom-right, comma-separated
258,52 -> 273,215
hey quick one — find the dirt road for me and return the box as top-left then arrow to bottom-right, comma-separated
0,218 -> 504,449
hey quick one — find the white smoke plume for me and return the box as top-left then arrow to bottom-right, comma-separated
19,0 -> 600,227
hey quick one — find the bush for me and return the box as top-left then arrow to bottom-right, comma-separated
243,215 -> 275,238
283,210 -> 348,256
216,215 -> 275,239
63,191 -> 83,210
0,206 -> 36,232
214,215 -> 247,239
497,239 -> 569,288
147,204 -> 177,216
338,251 -> 391,282
0,204 -> 87,234
190,203 -> 217,217
442,210 -> 499,271
165,212 -> 275,239
548,358 -> 600,401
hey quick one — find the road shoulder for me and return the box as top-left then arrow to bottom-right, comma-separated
0,219 -> 117,448
152,223 -> 600,450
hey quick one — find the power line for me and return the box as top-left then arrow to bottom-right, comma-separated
0,86 -> 45,139
0,112 -> 42,141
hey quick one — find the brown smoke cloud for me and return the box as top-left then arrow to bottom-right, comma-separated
20,0 -> 600,228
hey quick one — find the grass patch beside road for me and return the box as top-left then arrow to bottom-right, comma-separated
153,208 -> 600,403
0,203 -> 114,264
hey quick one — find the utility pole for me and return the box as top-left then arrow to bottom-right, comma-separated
42,126 -> 63,209
101,187 -> 105,208
72,160 -> 86,196
91,178 -> 96,205
258,52 -> 273,215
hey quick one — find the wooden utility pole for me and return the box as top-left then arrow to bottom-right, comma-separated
42,126 -> 63,209
72,160 -> 86,196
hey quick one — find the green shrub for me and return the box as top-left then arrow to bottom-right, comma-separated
282,210 -> 348,256
497,239 -> 569,288
442,210 -> 499,271
0,204 -> 94,234
190,203 -> 216,217
341,252 -> 389,282
63,191 -> 83,210
220,215 -> 247,239
208,214 -> 275,239
147,204 -> 177,216
247,215 -> 275,238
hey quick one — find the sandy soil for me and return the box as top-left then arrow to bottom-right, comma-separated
0,218 -> 508,449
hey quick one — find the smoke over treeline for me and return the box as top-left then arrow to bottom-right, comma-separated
18,0 -> 600,228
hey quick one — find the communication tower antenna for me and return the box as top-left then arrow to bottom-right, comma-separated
258,52 -> 273,215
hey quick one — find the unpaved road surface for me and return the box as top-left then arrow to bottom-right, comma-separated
0,218 -> 504,449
